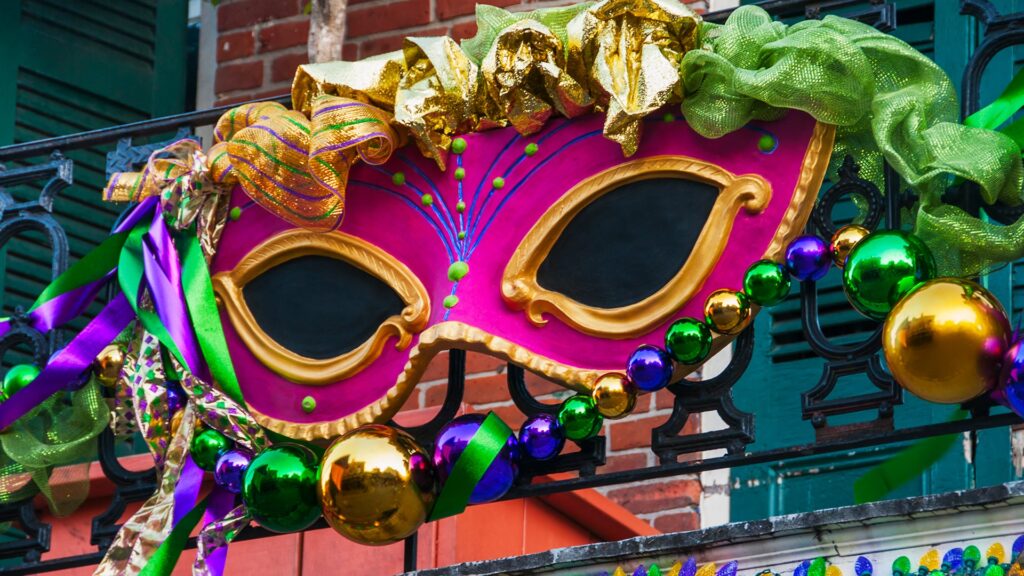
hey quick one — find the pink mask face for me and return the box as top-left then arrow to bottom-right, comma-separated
210,111 -> 834,439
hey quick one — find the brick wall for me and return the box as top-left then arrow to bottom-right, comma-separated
211,0 -> 710,106
207,0 -> 711,532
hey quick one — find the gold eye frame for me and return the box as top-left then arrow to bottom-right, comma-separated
502,155 -> 772,339
212,229 -> 430,385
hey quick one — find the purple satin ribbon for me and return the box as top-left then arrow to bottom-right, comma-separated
0,272 -> 113,340
172,456 -> 204,527
0,293 -> 136,430
114,196 -> 159,233
201,487 -> 237,576
141,213 -> 207,380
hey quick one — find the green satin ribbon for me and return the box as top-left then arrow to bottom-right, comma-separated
428,412 -> 513,521
853,409 -> 967,504
179,233 -> 245,406
966,67 -> 1024,144
138,494 -> 209,576
33,230 -> 129,309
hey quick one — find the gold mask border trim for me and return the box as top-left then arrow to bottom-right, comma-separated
247,122 -> 836,440
501,155 -> 773,339
211,229 -> 431,385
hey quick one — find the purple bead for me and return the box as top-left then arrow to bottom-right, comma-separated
626,345 -> 673,392
999,338 -> 1024,417
519,413 -> 565,461
165,383 -> 185,414
214,450 -> 251,494
785,235 -> 831,281
433,414 -> 519,504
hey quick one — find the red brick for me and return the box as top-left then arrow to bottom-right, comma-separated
467,403 -> 523,427
218,30 -> 255,62
219,0 -> 301,31
259,19 -> 311,52
215,60 -> 264,94
424,383 -> 448,407
347,0 -> 430,38
653,511 -> 700,533
344,42 -> 360,60
609,414 -> 698,451
656,390 -> 678,410
271,51 -> 309,83
214,87 -> 289,107
601,452 -> 647,474
523,371 -> 563,397
360,26 -> 446,58
437,0 -> 519,21
463,374 -> 510,405
420,353 -> 451,382
449,20 -> 477,41
606,479 -> 701,514
465,351 -> 505,375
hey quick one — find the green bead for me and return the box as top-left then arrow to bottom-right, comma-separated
1,364 -> 39,400
454,167 -> 465,180
843,231 -> 935,320
663,113 -> 676,123
664,318 -> 712,364
558,395 -> 603,441
492,177 -> 505,189
524,143 -> 538,156
458,231 -> 466,240
421,194 -> 433,206
758,134 -> 776,152
190,429 -> 232,471
228,206 -> 242,221
242,444 -> 321,533
448,261 -> 469,281
743,260 -> 791,306
443,295 -> 459,309
392,172 -> 406,186
456,200 -> 466,212
301,396 -> 316,413
451,137 -> 467,154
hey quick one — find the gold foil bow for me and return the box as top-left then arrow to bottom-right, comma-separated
208,96 -> 400,232
482,19 -> 594,135
567,0 -> 701,155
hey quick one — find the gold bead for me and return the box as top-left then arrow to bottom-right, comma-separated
703,289 -> 751,335
829,224 -> 870,268
592,373 -> 638,419
94,344 -> 125,387
883,278 -> 1010,403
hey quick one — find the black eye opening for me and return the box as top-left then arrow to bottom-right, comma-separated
242,255 -> 406,360
536,177 -> 719,309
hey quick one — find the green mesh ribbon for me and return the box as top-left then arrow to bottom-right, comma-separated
680,6 -> 1024,276
0,379 -> 109,516
461,3 -> 593,63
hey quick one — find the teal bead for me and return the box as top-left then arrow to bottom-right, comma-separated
843,231 -> 935,320
743,260 -> 791,306
557,396 -> 603,441
1,364 -> 39,400
242,444 -> 321,533
190,429 -> 232,471
664,318 -> 713,364
451,138 -> 467,154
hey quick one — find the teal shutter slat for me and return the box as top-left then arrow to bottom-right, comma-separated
0,0 -> 188,364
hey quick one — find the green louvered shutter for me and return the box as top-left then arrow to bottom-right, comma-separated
729,0 -> 1018,521
0,0 -> 188,363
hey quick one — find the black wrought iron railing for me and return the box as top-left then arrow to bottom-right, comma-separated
0,0 -> 1020,574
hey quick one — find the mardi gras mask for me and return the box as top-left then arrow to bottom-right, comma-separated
209,110 -> 833,439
